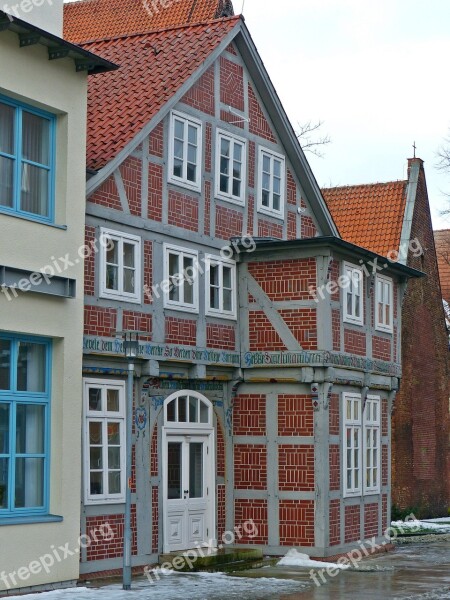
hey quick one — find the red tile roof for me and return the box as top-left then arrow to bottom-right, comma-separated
322,181 -> 407,256
78,17 -> 240,170
64,0 -> 233,43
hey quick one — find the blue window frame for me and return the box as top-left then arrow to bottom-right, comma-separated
0,335 -> 51,518
0,96 -> 55,224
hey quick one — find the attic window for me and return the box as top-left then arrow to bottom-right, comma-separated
168,111 -> 202,192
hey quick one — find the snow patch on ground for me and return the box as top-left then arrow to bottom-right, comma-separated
277,549 -> 349,569
392,520 -> 450,531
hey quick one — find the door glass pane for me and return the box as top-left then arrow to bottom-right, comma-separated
16,404 -> 45,454
17,341 -> 46,392
22,111 -> 49,165
200,401 -> 209,423
90,471 -> 103,495
178,396 -> 187,423
107,422 -> 120,445
0,340 -> 11,390
15,457 -> 44,508
0,457 -> 8,508
90,446 -> 102,469
0,156 -> 14,208
167,399 -> 176,422
108,471 -> 121,494
89,422 -> 102,444
189,443 -> 203,498
108,446 -> 121,469
0,404 -> 9,453
89,388 -> 102,411
189,397 -> 198,423
167,442 -> 182,499
107,389 -> 120,412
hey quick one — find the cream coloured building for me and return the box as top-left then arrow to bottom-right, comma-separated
0,2 -> 115,593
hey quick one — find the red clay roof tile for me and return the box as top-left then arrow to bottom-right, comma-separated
322,181 -> 408,256
78,17 -> 240,170
64,0 -> 232,43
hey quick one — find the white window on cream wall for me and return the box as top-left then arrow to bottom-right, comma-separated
257,147 -> 285,219
205,255 -> 237,320
215,129 -> 246,205
83,380 -> 126,505
375,275 -> 393,333
168,110 -> 202,191
99,228 -> 141,303
163,244 -> 199,313
343,263 -> 364,325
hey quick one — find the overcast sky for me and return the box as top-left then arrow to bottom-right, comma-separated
64,0 -> 450,228
241,0 -> 450,229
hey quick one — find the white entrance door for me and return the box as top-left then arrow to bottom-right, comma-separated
162,392 -> 215,553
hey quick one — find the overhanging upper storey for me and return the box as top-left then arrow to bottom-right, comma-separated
0,10 -> 118,74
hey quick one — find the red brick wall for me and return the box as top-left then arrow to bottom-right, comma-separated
279,308 -> 317,350
165,317 -> 197,346
217,484 -> 226,542
287,169 -> 297,206
220,56 -> 244,111
287,211 -> 297,240
89,175 -> 122,211
148,162 -> 163,222
234,445 -> 267,490
143,240 -> 153,305
329,500 -> 341,546
215,205 -> 243,240
301,215 -> 317,238
234,499 -> 268,545
329,394 -> 340,435
279,500 -> 314,547
332,309 -> 341,350
344,329 -> 366,356
248,84 -> 276,143
329,444 -> 340,491
217,421 -> 225,478
392,160 -> 450,516
150,425 -> 158,477
278,395 -> 314,436
205,123 -> 212,173
382,495 -> 388,532
120,156 -> 141,217
152,486 -> 158,552
382,445 -> 388,487
249,311 -> 285,350
84,306 -> 117,337
248,141 -> 255,189
248,258 -> 316,301
168,190 -> 199,231
372,336 -> 391,361
85,509 -> 137,561
206,323 -> 236,350
122,311 -> 151,340
84,225 -> 96,296
278,445 -> 314,491
181,65 -> 215,116
233,395 -> 266,436
204,180 -> 211,236
258,219 -> 283,239
220,108 -> 244,129
344,505 -> 360,544
149,122 -> 163,157
364,503 -> 379,538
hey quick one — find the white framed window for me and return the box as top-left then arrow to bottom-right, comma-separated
205,255 -> 237,319
343,393 -> 362,496
83,379 -> 126,504
99,228 -> 141,303
343,263 -> 364,325
168,110 -> 202,191
163,244 -> 199,313
343,393 -> 381,497
215,129 -> 246,205
363,396 -> 381,494
257,147 -> 285,219
375,275 -> 393,333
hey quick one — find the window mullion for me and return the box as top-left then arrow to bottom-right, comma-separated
9,403 -> 17,511
102,419 -> 108,498
118,238 -> 124,296
183,121 -> 188,182
14,106 -> 21,213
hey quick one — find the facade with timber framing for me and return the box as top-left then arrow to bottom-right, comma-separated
64,0 -> 422,574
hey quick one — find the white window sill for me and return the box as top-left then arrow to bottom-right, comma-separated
168,176 -> 201,194
100,291 -> 141,304
257,206 -> 284,221
164,302 -> 199,315
215,193 -> 245,207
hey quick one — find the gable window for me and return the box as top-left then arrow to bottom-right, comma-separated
343,263 -> 364,325
343,393 -> 381,497
0,335 -> 51,517
257,147 -> 285,218
163,244 -> 198,313
0,97 -> 55,223
100,228 -> 141,303
205,255 -> 237,319
215,130 -> 246,205
168,111 -> 202,191
83,379 -> 126,504
375,275 -> 393,332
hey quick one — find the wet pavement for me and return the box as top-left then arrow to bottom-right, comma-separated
6,538 -> 450,600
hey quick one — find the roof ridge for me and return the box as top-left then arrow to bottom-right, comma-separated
78,15 -> 241,47
322,179 -> 407,191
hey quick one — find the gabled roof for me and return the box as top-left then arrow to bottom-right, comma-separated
80,17 -> 240,171
322,181 -> 408,256
64,0 -> 233,44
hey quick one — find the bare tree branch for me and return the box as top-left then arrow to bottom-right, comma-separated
296,120 -> 331,158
